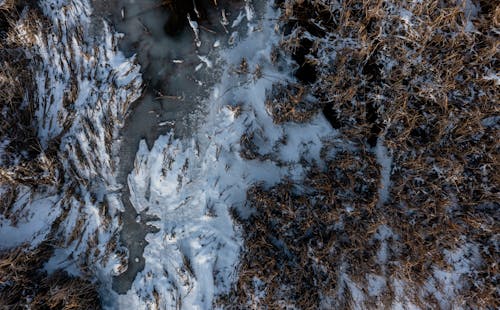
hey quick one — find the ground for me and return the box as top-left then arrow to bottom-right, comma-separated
0,0 -> 498,309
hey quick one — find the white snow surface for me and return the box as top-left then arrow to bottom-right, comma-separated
0,188 -> 61,250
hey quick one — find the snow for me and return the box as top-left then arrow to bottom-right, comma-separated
197,55 -> 213,69
373,225 -> 396,264
343,275 -> 366,310
461,0 -> 480,33
0,190 -> 60,250
0,139 -> 9,165
375,135 -> 393,207
44,248 -> 82,276
231,11 -> 245,28
424,242 -> 482,309
367,274 -> 387,297
399,8 -> 413,25
481,115 -> 500,128
483,72 -> 500,86
244,0 -> 255,21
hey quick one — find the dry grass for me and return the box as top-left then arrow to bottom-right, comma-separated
226,149 -> 384,308
0,243 -> 101,309
227,0 -> 499,308
265,83 -> 319,124
0,0 -> 16,11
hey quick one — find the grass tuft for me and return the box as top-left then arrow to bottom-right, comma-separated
0,243 -> 101,309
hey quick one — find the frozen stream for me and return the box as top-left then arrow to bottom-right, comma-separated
90,0 -> 256,294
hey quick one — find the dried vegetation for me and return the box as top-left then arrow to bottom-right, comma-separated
0,243 -> 101,309
228,0 -> 499,308
265,83 -> 319,124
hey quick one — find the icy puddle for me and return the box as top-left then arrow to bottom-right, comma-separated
90,0 -> 257,294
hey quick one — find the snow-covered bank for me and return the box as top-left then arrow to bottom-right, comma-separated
1,0 -> 141,293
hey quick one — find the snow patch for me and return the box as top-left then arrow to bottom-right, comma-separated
425,242 -> 482,309
375,136 -> 392,207
0,191 -> 60,250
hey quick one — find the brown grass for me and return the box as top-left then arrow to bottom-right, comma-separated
0,243 -> 101,309
227,0 -> 499,308
265,83 -> 319,124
